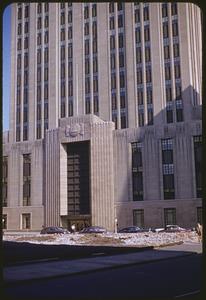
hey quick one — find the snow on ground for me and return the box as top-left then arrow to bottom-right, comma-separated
3,231 -> 199,247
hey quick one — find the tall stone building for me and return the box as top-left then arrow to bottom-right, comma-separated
3,2 -> 202,232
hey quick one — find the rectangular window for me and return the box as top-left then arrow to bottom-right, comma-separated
132,142 -> 143,201
171,3 -> 177,16
144,26 -> 150,42
68,101 -> 73,117
162,139 -> 175,199
85,40 -> 89,55
110,17 -> 115,30
111,73 -> 116,89
174,64 -> 181,79
147,109 -> 153,125
68,26 -> 72,39
2,214 -> 7,229
92,4 -> 97,17
85,78 -> 90,94
3,156 -> 8,207
24,21 -> 29,34
120,72 -> 125,88
68,61 -> 72,78
137,68 -> 142,84
164,45 -> 170,60
37,33 -> 41,45
143,6 -> 149,21
93,57 -> 98,73
37,3 -> 42,14
112,94 -> 117,110
94,96 -> 99,113
93,39 -> 97,54
118,33 -> 124,48
146,67 -> 152,83
133,209 -> 144,228
93,77 -> 98,93
68,80 -> 73,96
166,109 -> 173,123
44,47 -> 49,63
44,31 -> 49,44
145,47 -> 151,62
22,213 -> 31,229
164,208 -> 176,226
135,9 -> 140,23
172,22 -> 178,37
61,29 -> 65,41
23,154 -> 31,205
138,112 -> 144,127
121,114 -> 126,129
85,98 -> 90,114
84,6 -> 89,19
92,22 -> 97,39
37,17 -> 42,30
173,43 -> 179,57
120,94 -> 126,109
146,89 -> 152,104
162,3 -> 168,18
135,28 -> 141,43
163,23 -> 169,38
109,2 -> 114,13
136,47 -> 141,64
61,12 -> 65,25
18,23 -> 22,35
193,136 -> 202,198
118,15 -> 123,28
44,15 -> 49,28
68,43 -> 73,59
84,22 -> 89,36
68,11 -> 72,23
165,64 -> 171,80
166,86 -> 172,102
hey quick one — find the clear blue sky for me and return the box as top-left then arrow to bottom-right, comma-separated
3,5 -> 11,131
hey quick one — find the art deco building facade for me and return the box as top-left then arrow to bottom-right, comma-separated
3,2 -> 202,231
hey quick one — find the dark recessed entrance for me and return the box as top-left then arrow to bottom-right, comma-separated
67,141 -> 91,231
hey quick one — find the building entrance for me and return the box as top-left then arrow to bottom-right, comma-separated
66,141 -> 91,231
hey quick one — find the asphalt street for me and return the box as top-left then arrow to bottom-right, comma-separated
3,245 -> 203,300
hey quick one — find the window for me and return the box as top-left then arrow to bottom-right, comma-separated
121,114 -> 126,128
193,136 -> 202,198
17,54 -> 21,69
111,73 -> 116,89
2,215 -> 7,229
45,16 -> 49,28
120,72 -> 125,88
112,115 -> 117,129
37,49 -> 41,64
135,28 -> 141,43
147,89 -> 152,104
176,105 -> 183,122
22,213 -> 31,229
44,102 -> 48,119
68,61 -> 72,77
110,17 -> 115,30
197,207 -> 202,224
137,68 -> 142,84
120,93 -> 125,108
44,67 -> 48,81
162,3 -> 168,18
24,70 -> 28,85
68,43 -> 73,58
162,139 -> 175,199
92,4 -> 97,17
17,74 -> 21,87
16,127 -> 21,142
93,22 -> 97,38
144,26 -> 150,41
110,35 -> 115,50
24,22 -> 29,34
44,31 -> 49,44
61,29 -> 65,41
85,58 -> 90,74
3,157 -> 8,207
164,45 -> 170,60
45,3 -> 49,12
118,15 -> 123,28
68,80 -> 73,96
24,37 -> 28,49
164,208 -> 176,226
93,77 -> 98,93
165,64 -> 171,80
61,46 -> 65,61
85,98 -> 90,114
17,38 -> 22,50
18,23 -> 22,35
112,94 -> 117,110
143,6 -> 149,21
84,6 -> 89,19
66,27 -> 72,40
118,3 -> 122,11
138,112 -> 144,127
68,11 -> 72,23
175,85 -> 181,100
23,154 -> 31,204
93,57 -> 98,73
18,7 -> 22,19
37,123 -> 41,139
94,96 -> 99,113
119,53 -> 124,68
172,22 -> 178,37
135,9 -> 140,23
119,33 -> 124,48
132,142 -> 143,201
174,64 -> 181,79
171,3 -> 177,16
133,209 -> 144,228
93,39 -> 97,54
163,23 -> 169,38
68,101 -> 73,116
109,2 -> 114,13
85,78 -> 90,94
61,12 -> 65,25
173,43 -> 179,57
61,101 -> 65,118
37,68 -> 41,82
37,33 -> 41,45
24,53 -> 28,68
145,47 -> 151,62
146,67 -> 152,83
166,86 -> 172,102
37,17 -> 41,30
137,89 -> 143,105
44,47 -> 49,63
37,3 -> 42,14
85,40 -> 89,55
166,109 -> 173,123
136,47 -> 141,64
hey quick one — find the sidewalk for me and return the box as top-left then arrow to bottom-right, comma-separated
4,243 -> 201,284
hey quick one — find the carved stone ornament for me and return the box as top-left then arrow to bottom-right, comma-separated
65,123 -> 84,137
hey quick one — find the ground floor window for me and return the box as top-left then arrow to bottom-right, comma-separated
164,208 -> 176,226
22,213 -> 31,229
197,207 -> 202,225
2,214 -> 7,229
133,209 -> 144,228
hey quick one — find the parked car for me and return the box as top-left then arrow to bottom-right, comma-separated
40,226 -> 70,234
161,225 -> 187,233
79,226 -> 107,234
118,226 -> 149,233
